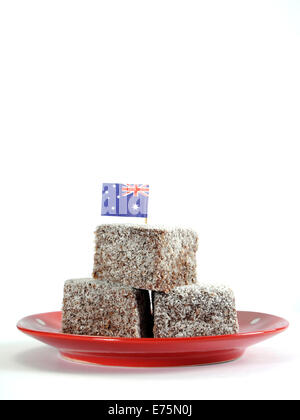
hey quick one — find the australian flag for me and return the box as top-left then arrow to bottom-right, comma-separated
101,183 -> 149,218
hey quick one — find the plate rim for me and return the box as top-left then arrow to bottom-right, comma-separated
17,310 -> 289,343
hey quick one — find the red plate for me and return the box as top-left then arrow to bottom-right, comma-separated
17,311 -> 289,367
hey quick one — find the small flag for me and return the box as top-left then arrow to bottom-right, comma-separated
101,183 -> 149,218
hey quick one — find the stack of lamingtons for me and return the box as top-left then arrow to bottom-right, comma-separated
62,224 -> 239,338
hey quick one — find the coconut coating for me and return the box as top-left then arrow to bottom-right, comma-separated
62,278 -> 153,337
93,224 -> 198,292
153,284 -> 239,338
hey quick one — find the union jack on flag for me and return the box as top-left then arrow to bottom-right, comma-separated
101,183 -> 149,218
121,184 -> 149,198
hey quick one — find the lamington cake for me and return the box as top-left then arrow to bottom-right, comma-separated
93,224 -> 198,293
62,278 -> 153,337
153,284 -> 239,338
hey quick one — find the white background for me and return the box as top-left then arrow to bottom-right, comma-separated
0,0 -> 299,400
